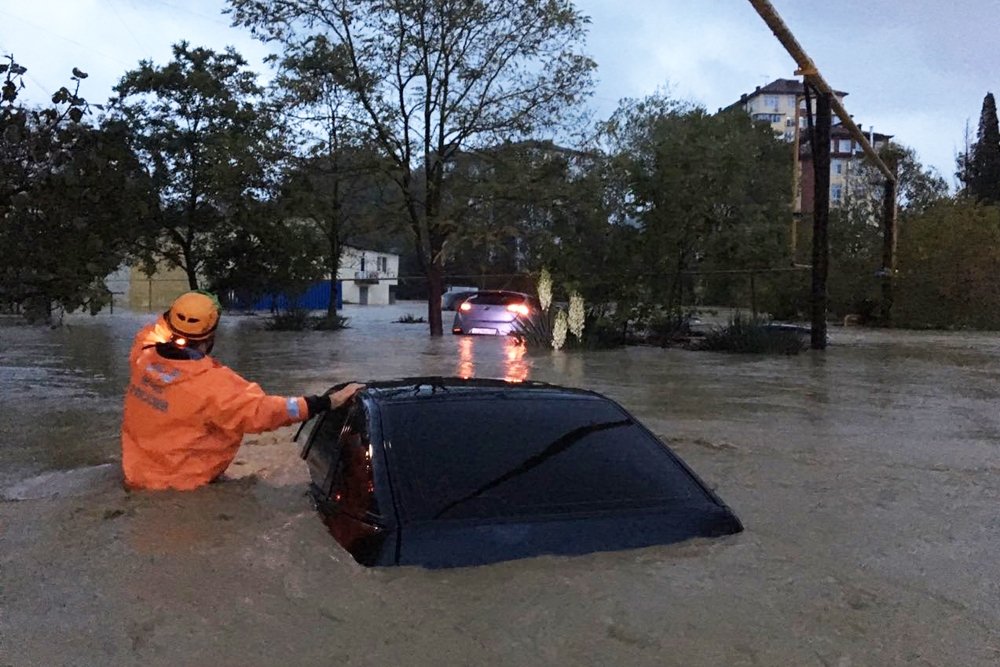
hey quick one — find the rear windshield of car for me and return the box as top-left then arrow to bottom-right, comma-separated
469,293 -> 524,306
380,395 -> 709,521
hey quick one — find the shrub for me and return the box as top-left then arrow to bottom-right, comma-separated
698,314 -> 807,355
265,310 -> 350,331
265,308 -> 311,331
395,313 -> 426,324
644,310 -> 696,346
582,315 -> 626,348
512,307 -> 556,350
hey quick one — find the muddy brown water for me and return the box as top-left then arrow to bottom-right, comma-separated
1,305 -> 999,666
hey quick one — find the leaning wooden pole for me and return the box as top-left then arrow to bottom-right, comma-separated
747,0 -> 899,327
811,89 -> 831,350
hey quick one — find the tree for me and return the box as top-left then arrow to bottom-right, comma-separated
442,140 -> 601,283
229,0 -> 596,334
270,36 -> 400,317
204,200 -> 328,307
1,56 -> 151,321
895,201 -> 1000,329
827,143 -> 949,321
958,92 -> 1000,204
600,94 -> 792,317
113,42 -> 280,290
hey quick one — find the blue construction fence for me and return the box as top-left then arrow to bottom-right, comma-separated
221,280 -> 343,312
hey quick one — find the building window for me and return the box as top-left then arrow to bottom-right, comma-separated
786,118 -> 796,127
764,95 -> 779,111
752,113 -> 782,124
831,185 -> 843,203
378,256 -> 388,272
839,139 -> 852,153
833,160 -> 843,175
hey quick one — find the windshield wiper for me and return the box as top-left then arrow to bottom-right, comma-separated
433,419 -> 632,519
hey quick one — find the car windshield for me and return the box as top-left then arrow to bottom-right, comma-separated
469,293 -> 523,306
380,395 -> 708,521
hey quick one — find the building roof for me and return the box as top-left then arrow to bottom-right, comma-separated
731,78 -> 849,108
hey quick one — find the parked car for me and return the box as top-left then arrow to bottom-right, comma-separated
451,290 -> 538,335
298,377 -> 744,568
441,289 -> 478,311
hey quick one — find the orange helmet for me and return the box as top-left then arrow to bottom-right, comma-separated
166,291 -> 220,341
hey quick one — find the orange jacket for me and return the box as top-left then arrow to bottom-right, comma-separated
121,317 -> 311,490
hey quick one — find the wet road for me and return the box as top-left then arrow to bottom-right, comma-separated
2,305 -> 999,665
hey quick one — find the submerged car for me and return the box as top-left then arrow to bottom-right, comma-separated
298,377 -> 743,568
451,290 -> 537,335
441,289 -> 478,311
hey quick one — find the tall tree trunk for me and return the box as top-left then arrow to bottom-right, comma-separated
427,258 -> 444,336
185,267 -> 199,291
327,235 -> 340,318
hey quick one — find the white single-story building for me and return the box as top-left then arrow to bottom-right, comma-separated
336,246 -> 400,305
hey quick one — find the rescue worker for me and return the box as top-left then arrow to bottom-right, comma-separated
121,290 -> 363,491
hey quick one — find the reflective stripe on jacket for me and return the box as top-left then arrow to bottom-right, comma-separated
121,319 -> 309,491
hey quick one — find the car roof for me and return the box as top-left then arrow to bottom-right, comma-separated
467,290 -> 531,298
360,376 -> 594,403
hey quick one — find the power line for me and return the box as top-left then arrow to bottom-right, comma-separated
109,0 -> 146,51
0,39 -> 51,97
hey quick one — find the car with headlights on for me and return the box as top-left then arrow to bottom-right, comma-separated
451,290 -> 538,336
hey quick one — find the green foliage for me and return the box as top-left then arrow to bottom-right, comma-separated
644,310 -> 697,347
600,95 -> 793,314
271,36 -> 402,316
205,203 -> 327,305
699,315 -> 807,355
265,308 -> 311,331
113,42 -> 280,290
895,201 -> 1000,329
265,309 -> 350,331
229,0 -> 596,334
581,315 -> 627,349
958,93 -> 1000,205
811,142 -> 948,322
512,307 -> 557,350
0,57 -> 151,320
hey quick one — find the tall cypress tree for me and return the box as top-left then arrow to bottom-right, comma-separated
966,93 -> 1000,204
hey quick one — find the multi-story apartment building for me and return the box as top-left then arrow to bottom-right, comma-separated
732,78 -> 848,144
729,78 -> 892,215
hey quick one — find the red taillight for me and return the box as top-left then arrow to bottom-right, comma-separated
506,303 -> 530,317
459,302 -> 472,312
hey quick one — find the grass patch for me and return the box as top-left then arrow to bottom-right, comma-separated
698,314 -> 807,355
395,313 -> 426,324
312,313 -> 350,330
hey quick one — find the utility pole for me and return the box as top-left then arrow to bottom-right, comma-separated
810,88 -> 831,350
880,174 -> 898,324
746,0 -> 899,333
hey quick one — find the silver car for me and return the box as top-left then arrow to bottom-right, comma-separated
451,290 -> 537,335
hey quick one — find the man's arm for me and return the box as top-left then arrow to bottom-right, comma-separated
206,368 -> 363,435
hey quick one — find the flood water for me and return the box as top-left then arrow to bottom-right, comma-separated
2,304 -> 999,665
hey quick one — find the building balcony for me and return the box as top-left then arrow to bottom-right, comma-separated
354,270 -> 381,284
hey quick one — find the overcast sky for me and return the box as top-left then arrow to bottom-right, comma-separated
2,0 -> 996,186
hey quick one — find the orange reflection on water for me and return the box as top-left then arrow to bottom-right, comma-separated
457,336 -> 475,379
504,338 -> 529,383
